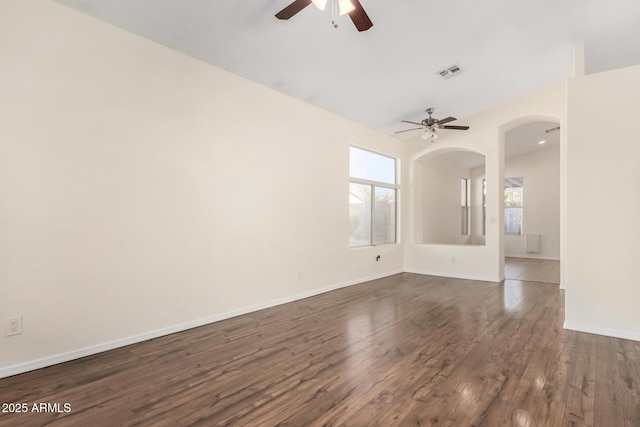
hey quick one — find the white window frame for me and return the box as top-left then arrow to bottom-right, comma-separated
349,147 -> 398,247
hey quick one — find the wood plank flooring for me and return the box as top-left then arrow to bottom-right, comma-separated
1,273 -> 639,426
505,257 -> 561,284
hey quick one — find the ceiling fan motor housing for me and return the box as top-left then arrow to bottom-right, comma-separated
396,108 -> 469,136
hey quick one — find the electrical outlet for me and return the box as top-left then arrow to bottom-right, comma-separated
6,316 -> 22,336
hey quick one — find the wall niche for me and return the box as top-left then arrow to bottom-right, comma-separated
414,149 -> 486,246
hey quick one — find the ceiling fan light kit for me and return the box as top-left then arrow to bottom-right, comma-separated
421,128 -> 439,142
275,0 -> 373,31
311,0 -> 327,10
337,0 -> 356,15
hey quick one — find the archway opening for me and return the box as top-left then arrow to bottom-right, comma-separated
502,120 -> 561,283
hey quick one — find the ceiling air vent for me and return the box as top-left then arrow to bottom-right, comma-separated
436,64 -> 462,79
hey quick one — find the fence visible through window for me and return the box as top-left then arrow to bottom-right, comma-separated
505,177 -> 524,236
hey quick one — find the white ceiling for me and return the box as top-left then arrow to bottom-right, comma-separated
505,121 -> 560,159
53,0 -> 640,140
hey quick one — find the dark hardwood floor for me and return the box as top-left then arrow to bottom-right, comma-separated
1,273 -> 639,426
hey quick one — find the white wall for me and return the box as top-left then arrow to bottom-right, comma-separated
0,0 -> 403,376
565,63 -> 640,341
504,145 -> 560,259
404,85 -> 566,282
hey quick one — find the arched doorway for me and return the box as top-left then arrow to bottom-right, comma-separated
499,117 -> 563,285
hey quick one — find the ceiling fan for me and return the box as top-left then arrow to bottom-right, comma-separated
396,108 -> 470,141
275,0 -> 373,32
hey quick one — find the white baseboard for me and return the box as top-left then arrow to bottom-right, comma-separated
0,270 -> 403,379
404,268 -> 501,283
563,322 -> 640,342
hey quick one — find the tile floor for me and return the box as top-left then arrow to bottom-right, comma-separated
504,257 -> 560,284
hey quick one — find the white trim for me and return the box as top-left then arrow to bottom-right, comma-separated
0,270 -> 402,379
349,177 -> 398,190
563,322 -> 640,342
403,268 -> 501,283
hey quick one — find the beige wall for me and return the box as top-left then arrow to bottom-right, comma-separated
565,63 -> 640,341
0,0 -> 403,376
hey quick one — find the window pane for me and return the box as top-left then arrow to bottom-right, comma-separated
373,187 -> 396,245
504,177 -> 523,235
505,187 -> 523,207
505,207 -> 523,236
350,147 -> 395,184
461,206 -> 469,235
505,177 -> 524,188
482,179 -> 487,236
461,178 -> 469,235
461,178 -> 468,207
349,183 -> 371,247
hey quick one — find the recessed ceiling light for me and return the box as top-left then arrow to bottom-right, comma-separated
538,140 -> 546,145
